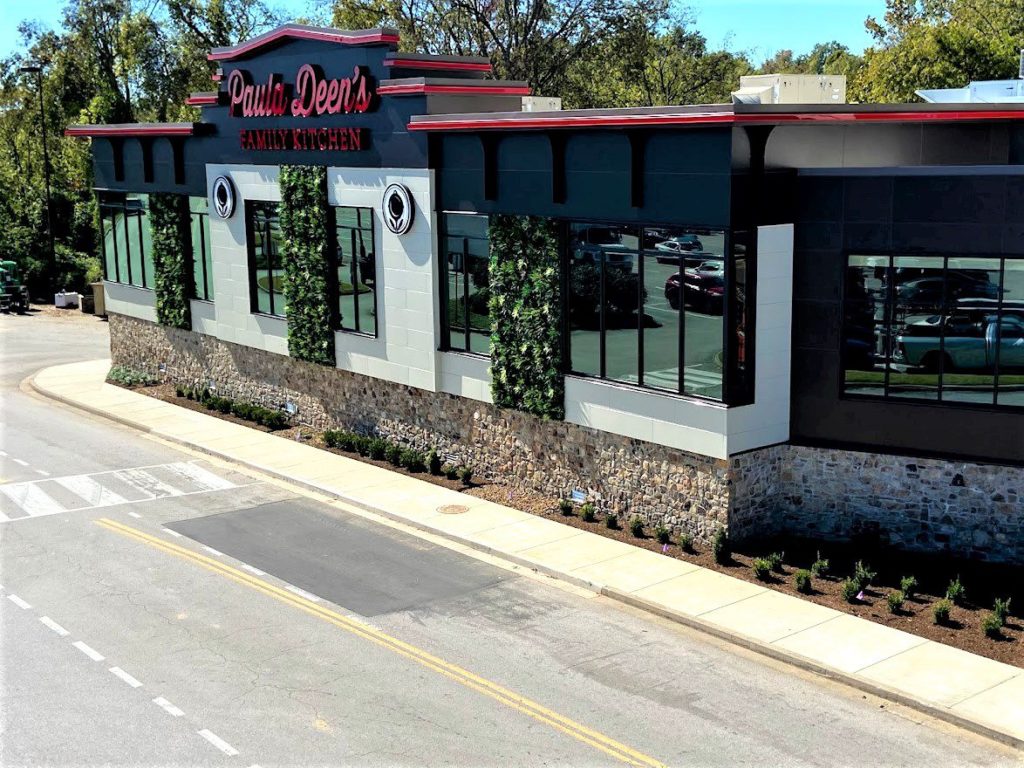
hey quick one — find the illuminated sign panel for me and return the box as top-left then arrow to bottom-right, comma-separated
226,64 -> 376,151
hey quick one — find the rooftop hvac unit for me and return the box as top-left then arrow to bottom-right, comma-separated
731,74 -> 847,105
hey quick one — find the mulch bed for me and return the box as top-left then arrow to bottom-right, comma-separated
122,380 -> 1023,669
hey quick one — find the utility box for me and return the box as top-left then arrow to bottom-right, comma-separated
732,74 -> 846,105
521,96 -> 562,112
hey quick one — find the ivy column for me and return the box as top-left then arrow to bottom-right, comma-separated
148,193 -> 193,330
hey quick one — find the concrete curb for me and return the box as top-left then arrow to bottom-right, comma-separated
29,371 -> 1023,753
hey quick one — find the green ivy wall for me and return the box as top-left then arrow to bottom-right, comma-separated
148,193 -> 193,330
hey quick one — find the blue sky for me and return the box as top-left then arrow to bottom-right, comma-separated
2,0 -> 886,61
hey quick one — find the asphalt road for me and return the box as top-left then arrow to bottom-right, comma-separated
0,309 -> 1019,767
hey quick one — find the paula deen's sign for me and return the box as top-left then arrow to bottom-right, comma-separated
227,64 -> 375,152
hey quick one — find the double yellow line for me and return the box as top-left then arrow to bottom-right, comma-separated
95,517 -> 666,768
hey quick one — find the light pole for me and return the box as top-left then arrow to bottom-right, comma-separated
20,62 -> 56,285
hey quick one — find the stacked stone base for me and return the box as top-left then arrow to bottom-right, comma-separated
110,313 -> 1023,563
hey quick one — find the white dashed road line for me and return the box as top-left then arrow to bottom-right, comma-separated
202,546 -> 224,557
12,458 -> 29,467
39,616 -> 70,636
198,729 -> 239,756
285,585 -> 321,602
240,564 -> 265,576
7,594 -> 31,609
109,666 -> 143,688
72,641 -> 105,661
34,469 -> 50,477
152,697 -> 185,717
128,511 -> 142,519
161,528 -> 182,538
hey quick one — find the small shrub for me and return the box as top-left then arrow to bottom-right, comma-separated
992,597 -> 1012,626
401,449 -> 425,473
185,387 -> 195,400
337,432 -> 356,452
458,466 -> 473,486
711,528 -> 730,565
766,551 -> 785,574
442,464 -> 459,480
175,385 -> 185,398
841,578 -> 860,604
899,575 -> 918,600
852,560 -> 877,591
628,516 -> 644,538
258,408 -> 287,430
604,513 -> 619,530
354,435 -> 371,456
886,590 -> 905,614
982,612 -> 1004,639
794,569 -> 813,594
107,365 -> 158,387
678,532 -> 695,553
946,576 -> 966,606
932,598 -> 952,625
558,499 -> 574,516
810,553 -> 830,578
427,450 -> 442,476
384,442 -> 402,465
580,503 -> 596,523
655,525 -> 671,545
752,558 -> 772,581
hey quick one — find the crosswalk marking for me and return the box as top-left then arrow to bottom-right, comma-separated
0,462 -> 239,523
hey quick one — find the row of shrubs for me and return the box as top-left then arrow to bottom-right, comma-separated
323,429 -> 474,485
175,385 -> 288,430
108,365 -> 158,388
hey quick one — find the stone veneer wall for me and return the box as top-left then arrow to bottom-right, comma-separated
111,313 -> 1023,561
733,444 -> 1023,563
110,314 -> 731,541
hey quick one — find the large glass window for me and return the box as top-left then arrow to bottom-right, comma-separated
247,202 -> 285,317
190,197 -> 214,301
442,214 -> 491,355
568,223 -> 725,400
334,207 -> 377,336
843,253 -> 1024,408
98,193 -> 153,289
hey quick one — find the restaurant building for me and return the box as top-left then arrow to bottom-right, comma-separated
67,24 -> 1024,562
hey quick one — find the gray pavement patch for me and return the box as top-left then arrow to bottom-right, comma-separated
165,499 -> 514,617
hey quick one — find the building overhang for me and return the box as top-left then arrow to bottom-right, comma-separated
64,123 -> 198,138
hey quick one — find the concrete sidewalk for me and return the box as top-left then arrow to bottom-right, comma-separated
31,359 -> 1024,751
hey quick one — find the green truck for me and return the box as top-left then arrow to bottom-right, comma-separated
0,260 -> 30,313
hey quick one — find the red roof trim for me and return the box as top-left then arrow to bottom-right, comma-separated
64,124 -> 196,138
208,27 -> 399,61
185,93 -> 219,106
408,108 -> 1024,131
384,58 -> 492,73
380,83 -> 531,97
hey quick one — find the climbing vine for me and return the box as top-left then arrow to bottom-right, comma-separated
148,193 -> 192,330
279,165 -> 334,366
488,215 -> 564,420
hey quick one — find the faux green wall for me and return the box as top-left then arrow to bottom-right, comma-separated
148,193 -> 192,330
279,165 -> 335,366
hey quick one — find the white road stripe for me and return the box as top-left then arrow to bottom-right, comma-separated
109,666 -> 143,688
198,729 -> 239,756
34,469 -> 50,477
240,564 -> 265,576
12,459 -> 28,467
162,528 -> 182,538
152,697 -> 184,717
166,462 -> 236,492
113,468 -> 184,499
202,546 -> 224,557
0,483 -> 65,517
39,616 -> 69,636
285,585 -> 321,602
72,641 -> 104,661
128,512 -> 142,519
8,594 -> 31,609
0,450 -> 7,457
55,475 -> 128,508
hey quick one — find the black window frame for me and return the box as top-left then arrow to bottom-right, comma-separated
440,212 -> 492,357
190,196 -> 214,302
840,251 -> 1024,411
245,200 -> 285,318
98,192 -> 152,289
332,206 -> 378,337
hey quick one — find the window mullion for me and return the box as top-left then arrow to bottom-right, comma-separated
637,247 -> 644,388
678,254 -> 685,395
599,251 -> 606,379
993,257 -> 1006,406
123,203 -> 133,286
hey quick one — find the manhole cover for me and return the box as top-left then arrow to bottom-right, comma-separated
437,504 -> 469,515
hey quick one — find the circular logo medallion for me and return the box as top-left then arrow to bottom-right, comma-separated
382,184 -> 414,235
212,176 -> 236,219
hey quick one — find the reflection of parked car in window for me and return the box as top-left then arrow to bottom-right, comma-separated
665,268 -> 725,314
896,274 -> 1000,308
895,308 -> 1024,372
571,227 -> 634,272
